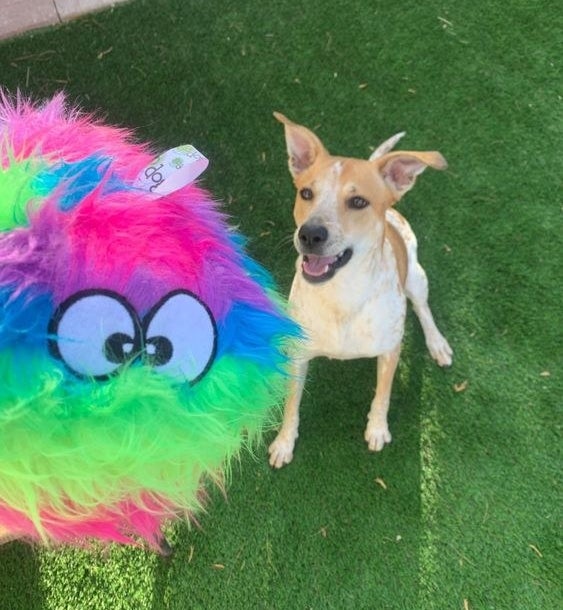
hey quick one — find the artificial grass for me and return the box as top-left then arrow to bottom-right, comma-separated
0,0 -> 561,608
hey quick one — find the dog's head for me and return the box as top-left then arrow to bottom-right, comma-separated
275,113 -> 447,283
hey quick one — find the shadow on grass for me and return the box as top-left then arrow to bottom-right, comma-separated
150,550 -> 172,610
156,314 -> 433,609
0,541 -> 43,609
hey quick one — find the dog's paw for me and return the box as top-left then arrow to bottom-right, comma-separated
268,434 -> 296,469
427,332 -> 453,367
364,424 -> 392,452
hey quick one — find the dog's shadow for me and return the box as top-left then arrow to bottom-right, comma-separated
396,315 -> 429,413
308,312 -> 432,445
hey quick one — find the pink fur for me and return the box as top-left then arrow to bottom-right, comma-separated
0,495 -> 174,548
0,92 -> 151,179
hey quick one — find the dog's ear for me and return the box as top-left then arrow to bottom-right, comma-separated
374,150 -> 447,201
274,112 -> 328,178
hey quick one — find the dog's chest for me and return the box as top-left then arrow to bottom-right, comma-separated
290,272 -> 406,359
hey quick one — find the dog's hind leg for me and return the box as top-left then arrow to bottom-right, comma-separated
365,344 -> 401,451
269,358 -> 309,468
405,261 -> 453,366
386,209 -> 452,366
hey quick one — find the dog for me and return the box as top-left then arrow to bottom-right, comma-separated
268,113 -> 453,468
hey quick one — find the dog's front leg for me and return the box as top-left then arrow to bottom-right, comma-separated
365,345 -> 401,452
268,358 -> 309,468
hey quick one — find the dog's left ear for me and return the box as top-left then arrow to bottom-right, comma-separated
373,151 -> 447,202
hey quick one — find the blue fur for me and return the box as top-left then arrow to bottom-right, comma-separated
217,301 -> 299,368
0,287 -> 53,350
33,156 -> 129,211
222,235 -> 300,368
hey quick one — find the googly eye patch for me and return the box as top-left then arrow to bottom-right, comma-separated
48,289 -> 217,384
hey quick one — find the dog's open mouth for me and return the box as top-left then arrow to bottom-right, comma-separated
301,249 -> 353,283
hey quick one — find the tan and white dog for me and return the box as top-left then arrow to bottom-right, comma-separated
268,114 -> 453,468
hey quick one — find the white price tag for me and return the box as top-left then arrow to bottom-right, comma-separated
134,145 -> 209,196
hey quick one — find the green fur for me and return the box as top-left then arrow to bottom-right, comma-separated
0,354 -> 284,530
0,157 -> 47,230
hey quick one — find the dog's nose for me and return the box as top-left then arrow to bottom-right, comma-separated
298,224 -> 328,250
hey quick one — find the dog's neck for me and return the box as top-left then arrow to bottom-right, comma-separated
293,228 -> 398,315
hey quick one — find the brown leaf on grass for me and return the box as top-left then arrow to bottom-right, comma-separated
529,544 -> 543,558
97,47 -> 113,60
454,380 -> 469,393
375,477 -> 388,490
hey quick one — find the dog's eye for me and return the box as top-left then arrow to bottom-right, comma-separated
347,196 -> 370,210
299,188 -> 314,201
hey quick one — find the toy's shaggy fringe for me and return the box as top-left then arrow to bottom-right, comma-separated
0,92 -> 298,549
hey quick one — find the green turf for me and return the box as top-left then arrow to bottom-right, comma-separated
0,0 -> 561,608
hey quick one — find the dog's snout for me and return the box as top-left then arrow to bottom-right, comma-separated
298,224 -> 328,250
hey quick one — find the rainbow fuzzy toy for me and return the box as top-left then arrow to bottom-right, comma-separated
0,92 -> 296,549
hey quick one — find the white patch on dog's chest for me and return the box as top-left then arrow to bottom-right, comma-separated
290,258 -> 406,360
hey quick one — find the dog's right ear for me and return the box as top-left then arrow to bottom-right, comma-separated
274,112 -> 328,178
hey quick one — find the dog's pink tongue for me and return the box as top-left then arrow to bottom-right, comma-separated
303,255 -> 336,276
